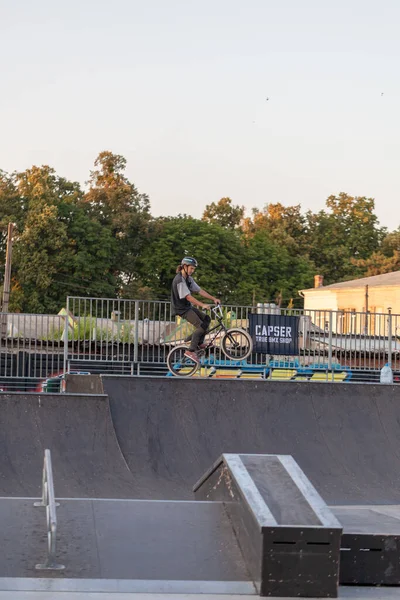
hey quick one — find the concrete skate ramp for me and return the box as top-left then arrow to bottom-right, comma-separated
0,393 -> 135,497
103,376 -> 400,504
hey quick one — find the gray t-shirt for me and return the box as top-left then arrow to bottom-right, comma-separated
171,273 -> 201,316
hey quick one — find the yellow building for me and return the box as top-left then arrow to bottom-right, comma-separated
299,272 -> 400,335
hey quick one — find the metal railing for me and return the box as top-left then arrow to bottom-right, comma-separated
61,297 -> 400,383
34,449 -> 65,571
0,313 -> 64,391
0,299 -> 399,385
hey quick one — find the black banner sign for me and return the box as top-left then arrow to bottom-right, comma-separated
249,314 -> 300,355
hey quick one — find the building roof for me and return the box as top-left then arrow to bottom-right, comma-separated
301,270 -> 400,293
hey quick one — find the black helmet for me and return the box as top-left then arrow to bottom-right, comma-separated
181,256 -> 198,267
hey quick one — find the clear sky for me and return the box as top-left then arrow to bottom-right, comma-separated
1,0 -> 399,229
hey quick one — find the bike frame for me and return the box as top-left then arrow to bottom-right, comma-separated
201,305 -> 232,349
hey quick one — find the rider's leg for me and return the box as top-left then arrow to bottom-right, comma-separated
184,316 -> 210,345
183,309 -> 209,352
198,314 -> 211,345
190,308 -> 211,346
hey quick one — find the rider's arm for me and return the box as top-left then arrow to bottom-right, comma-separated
186,294 -> 209,310
199,289 -> 220,304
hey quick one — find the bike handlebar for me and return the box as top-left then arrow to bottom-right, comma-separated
210,304 -> 224,318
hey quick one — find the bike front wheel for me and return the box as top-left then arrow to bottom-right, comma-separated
167,344 -> 199,377
221,328 -> 253,361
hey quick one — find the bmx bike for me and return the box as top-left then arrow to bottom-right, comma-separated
166,305 -> 253,377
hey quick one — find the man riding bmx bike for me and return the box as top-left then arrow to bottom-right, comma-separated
171,257 -> 220,364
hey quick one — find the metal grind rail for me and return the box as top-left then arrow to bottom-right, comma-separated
34,449 -> 65,571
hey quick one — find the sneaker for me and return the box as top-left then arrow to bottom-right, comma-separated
184,350 -> 200,364
198,343 -> 214,350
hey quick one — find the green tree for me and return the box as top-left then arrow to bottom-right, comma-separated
10,165 -> 117,312
352,228 -> 400,276
236,231 -> 314,306
202,197 -> 245,230
83,151 -> 152,292
0,170 -> 22,263
138,216 -> 245,301
352,251 -> 400,276
242,203 -> 310,258
305,193 -> 385,283
381,228 -> 400,256
12,203 -> 70,312
138,216 -> 314,307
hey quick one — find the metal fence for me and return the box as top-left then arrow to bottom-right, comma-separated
0,313 -> 65,391
64,297 -> 400,383
0,298 -> 399,389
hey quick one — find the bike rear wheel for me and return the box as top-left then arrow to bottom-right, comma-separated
221,328 -> 253,361
167,345 -> 199,377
